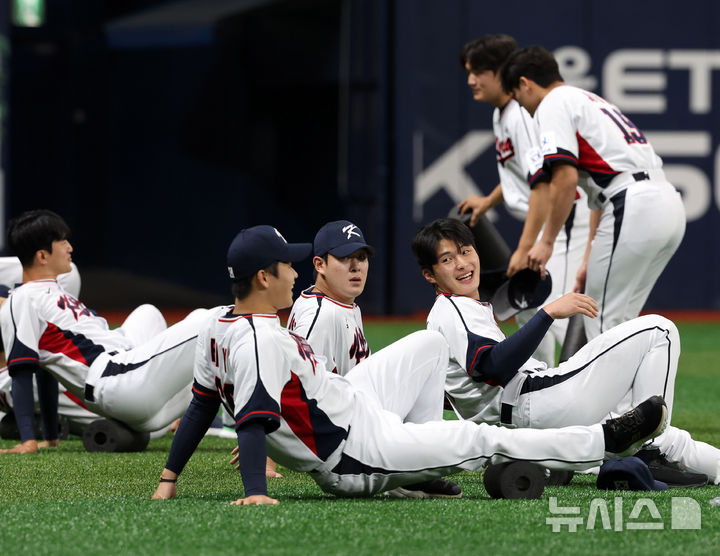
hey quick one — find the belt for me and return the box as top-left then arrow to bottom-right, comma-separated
598,171 -> 650,203
85,383 -> 95,402
500,403 -> 513,425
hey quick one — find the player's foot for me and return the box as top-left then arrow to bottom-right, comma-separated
385,478 -> 462,499
635,447 -> 708,488
603,396 -> 667,457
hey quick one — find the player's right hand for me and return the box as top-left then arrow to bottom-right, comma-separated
230,495 -> 279,506
458,196 -> 491,227
542,292 -> 598,320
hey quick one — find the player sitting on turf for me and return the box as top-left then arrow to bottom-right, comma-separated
411,217 -> 719,487
0,209 -> 209,454
288,220 -> 373,377
287,219 -> 458,498
151,224 -> 668,504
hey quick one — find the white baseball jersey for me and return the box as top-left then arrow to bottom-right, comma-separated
493,98 -> 590,364
287,287 -> 370,376
533,85 -> 685,339
533,85 -> 662,205
0,279 -> 208,432
0,257 -> 81,298
428,293 -> 720,483
197,311 -> 610,495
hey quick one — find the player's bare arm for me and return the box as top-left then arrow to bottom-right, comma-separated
507,181 -> 550,276
527,163 -> 578,277
458,183 -> 504,227
573,209 -> 602,293
542,292 -> 598,320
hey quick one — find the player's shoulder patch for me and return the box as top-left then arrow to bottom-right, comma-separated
539,131 -> 558,156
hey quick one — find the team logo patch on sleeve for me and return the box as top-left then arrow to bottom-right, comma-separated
540,132 -> 558,156
526,146 -> 544,172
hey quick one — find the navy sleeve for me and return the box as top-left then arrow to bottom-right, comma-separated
35,369 -> 59,441
11,365 -> 38,442
468,309 -> 554,385
165,381 -> 221,475
236,421 -> 269,497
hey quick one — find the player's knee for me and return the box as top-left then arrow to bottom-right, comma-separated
411,330 -> 449,362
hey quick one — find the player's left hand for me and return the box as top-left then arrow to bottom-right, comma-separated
507,248 -> 530,277
543,293 -> 598,320
230,495 -> 279,506
527,241 -> 553,279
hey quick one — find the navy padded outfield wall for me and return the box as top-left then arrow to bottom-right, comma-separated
393,0 -> 720,313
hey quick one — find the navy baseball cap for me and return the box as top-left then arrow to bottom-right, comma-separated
313,220 -> 375,258
597,457 -> 669,491
226,225 -> 312,280
492,268 -> 552,322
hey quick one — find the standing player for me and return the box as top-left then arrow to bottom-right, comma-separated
151,224 -> 668,503
456,34 -> 590,365
411,218 -> 718,486
0,210 -> 208,454
501,46 -> 686,339
288,220 -> 372,376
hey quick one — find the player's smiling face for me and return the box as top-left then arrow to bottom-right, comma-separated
268,262 -> 298,311
465,63 -> 506,107
422,239 -> 480,299
314,249 -> 369,305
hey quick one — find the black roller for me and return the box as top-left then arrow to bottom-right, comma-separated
559,314 -> 588,363
545,469 -> 575,486
82,419 -> 150,452
483,461 -> 546,499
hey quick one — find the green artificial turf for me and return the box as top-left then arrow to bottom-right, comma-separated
1,320 -> 719,555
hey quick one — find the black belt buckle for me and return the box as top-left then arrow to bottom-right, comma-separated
85,384 -> 95,402
632,171 -> 650,182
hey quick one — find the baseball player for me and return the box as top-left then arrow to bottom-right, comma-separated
0,262 -> 100,437
500,46 -> 686,339
0,209 -> 208,454
457,34 -> 590,365
412,218 -> 719,486
288,220 -> 372,376
151,224 -> 668,504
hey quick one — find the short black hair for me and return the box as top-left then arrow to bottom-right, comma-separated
501,45 -> 563,93
231,261 -> 279,301
7,209 -> 71,267
411,218 -> 476,273
459,34 -> 518,73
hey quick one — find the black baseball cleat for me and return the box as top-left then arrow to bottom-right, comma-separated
385,479 -> 462,499
603,395 -> 668,457
635,447 -> 708,488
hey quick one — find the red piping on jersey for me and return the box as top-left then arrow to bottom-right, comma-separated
468,345 -> 493,375
219,314 -> 278,323
301,291 -> 355,309
440,294 -> 491,307
192,385 -> 219,398
62,390 -> 90,411
7,356 -> 39,364
38,323 -> 92,365
576,132 -> 618,175
236,410 -> 281,426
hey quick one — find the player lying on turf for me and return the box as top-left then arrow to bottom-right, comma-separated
0,209 -> 209,454
456,34 -> 590,366
151,224 -> 668,504
500,45 -> 685,340
286,219 -> 458,498
411,217 -> 720,487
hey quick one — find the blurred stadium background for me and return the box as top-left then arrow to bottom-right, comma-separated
1,0 -> 718,315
